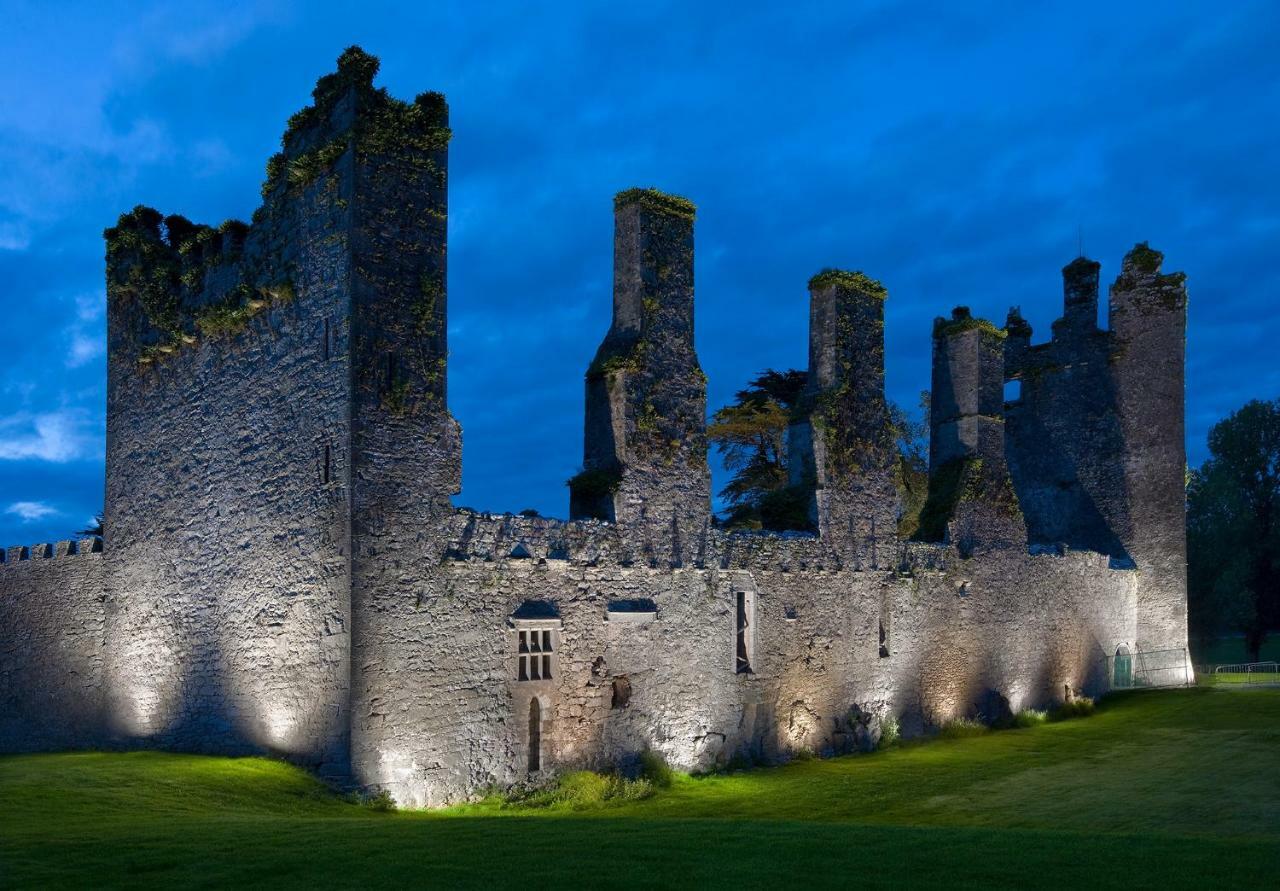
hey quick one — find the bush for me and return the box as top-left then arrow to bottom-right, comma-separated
1012,709 -> 1048,728
638,750 -> 674,789
1050,697 -> 1095,721
361,789 -> 397,813
878,715 -> 900,749
938,717 -> 989,740
517,770 -> 655,809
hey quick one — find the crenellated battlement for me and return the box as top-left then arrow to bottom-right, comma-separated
0,539 -> 102,566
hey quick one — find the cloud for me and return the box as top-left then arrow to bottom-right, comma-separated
0,410 -> 100,463
63,292 -> 106,368
5,501 -> 58,522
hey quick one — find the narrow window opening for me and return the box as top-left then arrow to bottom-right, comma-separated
323,318 -> 331,361
1004,379 -> 1022,403
611,676 -> 631,709
736,591 -> 753,674
879,618 -> 890,658
322,444 -> 332,485
528,698 -> 541,772
385,352 -> 396,392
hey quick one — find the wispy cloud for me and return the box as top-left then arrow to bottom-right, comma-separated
0,410 -> 100,463
5,500 -> 58,522
63,292 -> 106,368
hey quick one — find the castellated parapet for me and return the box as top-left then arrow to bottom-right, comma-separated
0,48 -> 1190,806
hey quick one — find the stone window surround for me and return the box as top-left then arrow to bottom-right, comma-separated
510,617 -> 561,683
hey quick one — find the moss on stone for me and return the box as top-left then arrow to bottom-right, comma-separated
1128,241 -> 1162,274
807,269 -> 886,297
934,313 -> 1008,341
614,188 -> 696,221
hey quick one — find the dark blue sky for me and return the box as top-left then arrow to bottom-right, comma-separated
1,1 -> 1278,545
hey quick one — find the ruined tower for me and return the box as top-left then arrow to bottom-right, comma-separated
573,188 -> 711,565
924,308 -> 1025,555
1107,245 -> 1188,655
100,48 -> 460,773
788,270 -> 898,566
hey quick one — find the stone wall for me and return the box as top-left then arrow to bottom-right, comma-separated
356,508 -> 1136,805
99,53 -> 366,774
0,541 -> 107,752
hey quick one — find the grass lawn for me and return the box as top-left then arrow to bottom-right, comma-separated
2,688 -> 1278,889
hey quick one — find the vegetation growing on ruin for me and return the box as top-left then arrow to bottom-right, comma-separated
262,48 -> 451,202
933,307 -> 1008,340
586,337 -> 646,381
2,690 -> 1277,888
807,268 -> 887,297
613,188 -> 697,221
913,452 -> 1022,543
104,206 -> 184,341
566,467 -> 623,501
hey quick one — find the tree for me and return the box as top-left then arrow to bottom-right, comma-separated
708,371 -> 930,534
707,369 -> 809,530
891,390 -> 930,538
1187,398 -> 1280,661
78,513 -> 104,538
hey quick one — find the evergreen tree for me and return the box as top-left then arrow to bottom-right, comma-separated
1187,398 -> 1280,660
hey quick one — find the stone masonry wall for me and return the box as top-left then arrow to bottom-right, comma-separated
100,56 -> 366,773
358,509 -> 1136,805
0,542 -> 107,752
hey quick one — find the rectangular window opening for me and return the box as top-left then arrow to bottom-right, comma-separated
323,318 -> 331,361
322,444 -> 332,485
879,618 -> 890,659
1004,379 -> 1022,403
736,591 -> 753,674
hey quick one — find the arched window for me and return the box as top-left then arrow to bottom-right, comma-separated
528,697 -> 542,773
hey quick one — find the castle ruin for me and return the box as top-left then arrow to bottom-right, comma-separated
0,49 -> 1191,805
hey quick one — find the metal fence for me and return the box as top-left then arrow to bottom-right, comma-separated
1106,647 -> 1193,689
1209,661 -> 1280,686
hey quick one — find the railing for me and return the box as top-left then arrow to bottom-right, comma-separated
1206,662 -> 1280,686
1106,647 -> 1193,689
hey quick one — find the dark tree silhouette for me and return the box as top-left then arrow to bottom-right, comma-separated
1187,398 -> 1280,661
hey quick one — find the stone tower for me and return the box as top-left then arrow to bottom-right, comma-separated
788,270 -> 898,567
100,48 -> 460,774
573,188 -> 710,566
925,308 -> 1025,555
1107,244 -> 1188,655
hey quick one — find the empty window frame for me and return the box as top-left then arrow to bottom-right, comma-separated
736,590 -> 755,674
517,627 -> 555,682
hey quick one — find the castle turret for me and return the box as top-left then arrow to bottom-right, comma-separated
1059,256 -> 1102,335
1003,306 -> 1032,379
921,307 -> 1025,555
788,270 -> 898,566
573,188 -> 710,565
1107,243 -> 1188,660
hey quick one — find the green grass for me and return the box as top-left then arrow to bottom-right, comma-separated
2,689 -> 1278,888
